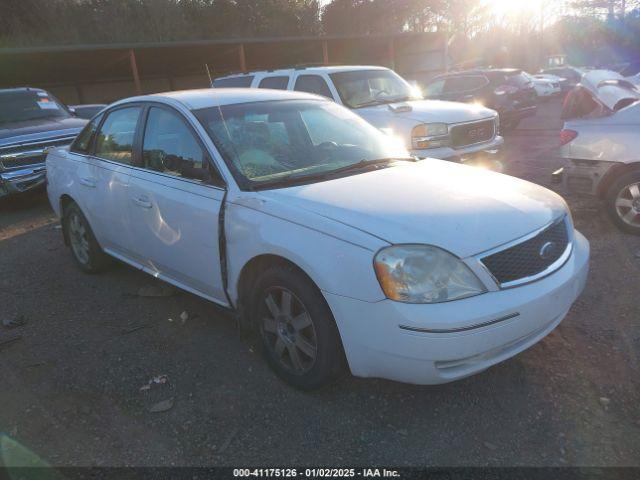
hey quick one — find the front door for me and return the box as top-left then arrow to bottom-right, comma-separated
127,105 -> 228,304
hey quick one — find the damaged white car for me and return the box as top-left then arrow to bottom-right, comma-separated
557,70 -> 640,234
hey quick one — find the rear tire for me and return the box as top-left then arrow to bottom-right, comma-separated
63,202 -> 111,273
250,265 -> 346,390
605,170 -> 640,235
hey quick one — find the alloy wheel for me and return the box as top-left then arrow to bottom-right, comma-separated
615,182 -> 640,228
260,286 -> 318,375
68,212 -> 90,265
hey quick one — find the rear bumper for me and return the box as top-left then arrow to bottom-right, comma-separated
555,158 -> 618,196
0,164 -> 47,198
324,231 -> 589,385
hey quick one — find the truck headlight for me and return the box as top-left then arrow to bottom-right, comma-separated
374,245 -> 486,304
411,123 -> 450,149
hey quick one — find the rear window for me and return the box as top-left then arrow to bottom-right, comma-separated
504,72 -> 532,88
258,76 -> 290,90
213,76 -> 255,88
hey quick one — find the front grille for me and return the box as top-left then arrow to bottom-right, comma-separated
1,153 -> 47,169
450,119 -> 495,148
481,218 -> 570,286
0,136 -> 75,170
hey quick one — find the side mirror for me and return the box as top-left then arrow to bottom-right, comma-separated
68,106 -> 77,116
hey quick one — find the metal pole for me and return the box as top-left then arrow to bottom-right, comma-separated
238,44 -> 247,73
129,49 -> 142,95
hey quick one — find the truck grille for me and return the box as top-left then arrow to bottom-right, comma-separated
450,119 -> 495,149
0,136 -> 75,170
481,218 -> 570,286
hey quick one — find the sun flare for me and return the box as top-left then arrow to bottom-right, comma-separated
483,0 -> 544,17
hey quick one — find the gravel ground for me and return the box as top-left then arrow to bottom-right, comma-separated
0,99 -> 639,467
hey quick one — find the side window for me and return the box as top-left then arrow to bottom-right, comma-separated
142,107 -> 221,184
460,76 -> 488,91
423,79 -> 445,96
70,114 -> 103,154
294,75 -> 333,99
94,107 -> 141,164
258,76 -> 290,90
213,76 -> 254,88
443,77 -> 465,94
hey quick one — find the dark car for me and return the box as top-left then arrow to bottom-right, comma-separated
421,69 -> 537,132
539,66 -> 585,92
0,88 -> 102,199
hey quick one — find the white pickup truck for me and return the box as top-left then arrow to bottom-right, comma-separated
213,66 -> 503,167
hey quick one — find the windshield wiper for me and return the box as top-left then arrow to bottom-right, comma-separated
249,157 -> 415,191
354,95 -> 413,109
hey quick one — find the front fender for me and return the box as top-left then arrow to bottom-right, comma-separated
225,200 -> 387,304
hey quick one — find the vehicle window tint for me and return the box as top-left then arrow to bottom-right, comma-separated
142,107 -> 217,183
213,76 -> 255,88
294,75 -> 333,98
71,114 -> 102,154
94,107 -> 141,164
423,79 -> 445,96
443,76 -> 486,93
258,76 -> 290,90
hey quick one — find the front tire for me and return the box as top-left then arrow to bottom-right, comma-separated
251,265 -> 346,390
605,170 -> 640,235
63,202 -> 111,272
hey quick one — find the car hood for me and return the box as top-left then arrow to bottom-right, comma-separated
357,99 -> 496,125
260,160 -> 568,258
0,116 -> 87,148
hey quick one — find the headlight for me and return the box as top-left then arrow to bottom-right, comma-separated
411,123 -> 450,149
374,245 -> 486,304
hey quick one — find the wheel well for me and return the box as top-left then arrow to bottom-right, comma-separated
597,162 -> 640,198
59,194 -> 76,245
236,254 -> 317,308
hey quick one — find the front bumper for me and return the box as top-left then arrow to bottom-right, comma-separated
411,135 -> 504,162
0,164 -> 47,199
324,230 -> 589,385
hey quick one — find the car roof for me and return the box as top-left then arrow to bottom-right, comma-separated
215,65 -> 389,80
0,87 -> 48,94
111,88 -> 326,110
433,68 -> 521,79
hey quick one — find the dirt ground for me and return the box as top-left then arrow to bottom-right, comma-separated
0,99 -> 639,467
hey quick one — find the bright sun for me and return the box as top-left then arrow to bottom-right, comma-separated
483,0 -> 544,16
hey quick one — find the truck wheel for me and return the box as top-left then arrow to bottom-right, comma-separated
251,265 -> 346,390
63,202 -> 111,273
605,170 -> 640,235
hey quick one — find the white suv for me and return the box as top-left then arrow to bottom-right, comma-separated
46,89 -> 588,389
213,66 -> 504,166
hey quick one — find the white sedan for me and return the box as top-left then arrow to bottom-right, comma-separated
525,73 -> 562,98
46,89 -> 589,389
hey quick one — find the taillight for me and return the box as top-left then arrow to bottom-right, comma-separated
494,85 -> 518,96
560,129 -> 578,146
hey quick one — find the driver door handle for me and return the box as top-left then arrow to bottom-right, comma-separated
132,195 -> 153,209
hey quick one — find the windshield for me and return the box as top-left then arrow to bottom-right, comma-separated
504,72 -> 532,88
329,69 -> 422,109
0,90 -> 70,124
195,99 -> 409,189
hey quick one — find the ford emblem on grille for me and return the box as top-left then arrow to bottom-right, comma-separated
539,241 -> 557,260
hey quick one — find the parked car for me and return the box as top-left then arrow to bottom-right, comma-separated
556,70 -> 640,235
46,89 -> 589,389
524,72 -> 562,99
421,69 -> 538,132
0,87 -> 104,199
213,66 -> 503,167
539,66 -> 585,92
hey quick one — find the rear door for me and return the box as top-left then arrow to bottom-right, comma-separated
127,104 -> 228,304
81,105 -> 143,256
